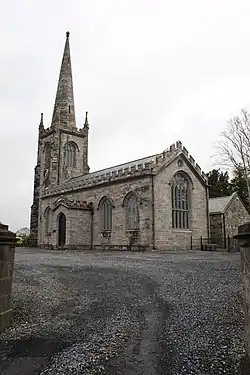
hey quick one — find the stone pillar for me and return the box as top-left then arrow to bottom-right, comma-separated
0,222 -> 16,332
234,223 -> 250,366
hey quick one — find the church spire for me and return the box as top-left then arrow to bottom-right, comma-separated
51,31 -> 76,129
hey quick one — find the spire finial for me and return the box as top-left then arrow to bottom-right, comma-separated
84,111 -> 89,128
66,31 -> 70,38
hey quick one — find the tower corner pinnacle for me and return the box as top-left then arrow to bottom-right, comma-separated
84,111 -> 89,128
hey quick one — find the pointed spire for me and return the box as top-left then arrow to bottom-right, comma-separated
51,31 -> 76,129
84,111 -> 89,128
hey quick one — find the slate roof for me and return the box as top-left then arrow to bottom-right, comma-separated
209,192 -> 237,214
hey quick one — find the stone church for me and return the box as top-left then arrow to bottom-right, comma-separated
30,32 -> 209,251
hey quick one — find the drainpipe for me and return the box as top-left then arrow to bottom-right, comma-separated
151,168 -> 156,250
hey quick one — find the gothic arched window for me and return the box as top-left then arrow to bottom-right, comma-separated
64,142 -> 77,168
99,197 -> 113,231
124,193 -> 140,230
171,173 -> 190,229
44,207 -> 52,235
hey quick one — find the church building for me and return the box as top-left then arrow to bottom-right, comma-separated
30,32 -> 209,251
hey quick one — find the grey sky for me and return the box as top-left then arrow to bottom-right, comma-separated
1,0 -> 250,232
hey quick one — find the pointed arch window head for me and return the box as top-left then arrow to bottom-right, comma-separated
124,193 -> 139,230
171,173 -> 190,230
44,207 -> 52,235
99,197 -> 112,231
64,141 -> 77,168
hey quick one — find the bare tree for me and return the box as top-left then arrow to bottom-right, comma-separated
216,108 -> 250,202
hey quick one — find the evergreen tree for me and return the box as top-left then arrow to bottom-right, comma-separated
231,168 -> 249,210
206,169 -> 232,198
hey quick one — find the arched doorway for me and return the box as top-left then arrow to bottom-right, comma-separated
58,213 -> 66,247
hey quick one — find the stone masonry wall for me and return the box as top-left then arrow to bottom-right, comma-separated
39,204 -> 92,249
241,248 -> 250,360
40,158 -> 208,250
30,121 -> 44,246
39,175 -> 153,250
210,213 -> 223,245
225,196 -> 250,238
38,141 -> 208,251
0,223 -> 16,332
154,155 -> 208,250
59,130 -> 89,182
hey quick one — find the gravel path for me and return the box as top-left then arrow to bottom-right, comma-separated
0,248 -> 246,374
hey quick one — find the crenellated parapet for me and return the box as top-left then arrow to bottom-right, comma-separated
174,140 -> 208,184
40,125 -> 87,139
41,140 -> 208,198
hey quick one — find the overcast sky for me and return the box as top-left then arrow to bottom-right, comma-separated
1,0 -> 250,231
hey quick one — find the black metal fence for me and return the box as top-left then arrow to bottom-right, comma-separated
190,235 -> 239,252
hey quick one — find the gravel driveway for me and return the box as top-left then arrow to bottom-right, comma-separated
0,248 -> 246,374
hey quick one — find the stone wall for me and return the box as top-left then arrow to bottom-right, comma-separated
39,175 -> 153,250
225,196 -> 250,238
210,213 -> 224,246
0,222 -> 16,332
39,151 -> 208,250
30,119 -> 44,246
241,248 -> 250,360
154,155 -> 208,250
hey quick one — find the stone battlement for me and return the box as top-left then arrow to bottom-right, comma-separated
174,140 -> 208,183
41,125 -> 87,139
42,140 -> 207,198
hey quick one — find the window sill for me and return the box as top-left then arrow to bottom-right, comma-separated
172,229 -> 192,233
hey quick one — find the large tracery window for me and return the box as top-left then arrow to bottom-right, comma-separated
100,197 -> 112,231
44,207 -> 52,235
64,142 -> 77,168
125,193 -> 139,230
171,173 -> 190,230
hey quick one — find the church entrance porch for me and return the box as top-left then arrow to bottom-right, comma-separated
58,213 -> 66,247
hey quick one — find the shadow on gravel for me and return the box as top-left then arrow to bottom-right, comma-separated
7,337 -> 70,358
241,356 -> 250,375
0,337 -> 72,375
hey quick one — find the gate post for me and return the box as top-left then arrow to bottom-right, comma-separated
0,222 -> 17,332
234,223 -> 250,367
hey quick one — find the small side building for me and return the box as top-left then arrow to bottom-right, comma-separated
209,192 -> 250,249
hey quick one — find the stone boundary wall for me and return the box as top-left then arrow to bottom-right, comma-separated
0,222 -> 16,332
234,223 -> 250,367
42,140 -> 208,198
241,248 -> 250,360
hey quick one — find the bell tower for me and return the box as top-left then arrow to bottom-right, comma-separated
30,32 -> 90,245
